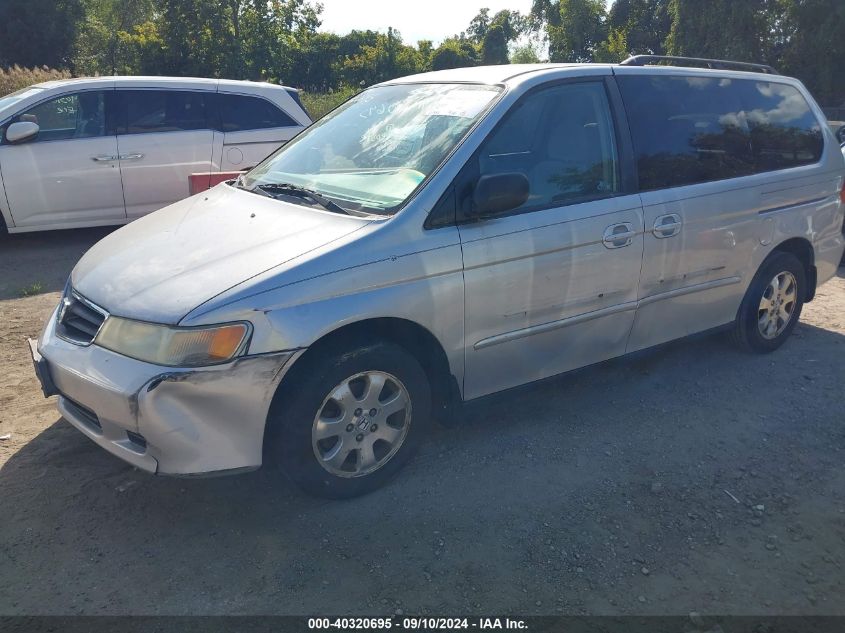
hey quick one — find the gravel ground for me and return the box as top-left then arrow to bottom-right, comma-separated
1,228 -> 844,616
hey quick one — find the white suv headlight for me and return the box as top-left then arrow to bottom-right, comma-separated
94,318 -> 250,367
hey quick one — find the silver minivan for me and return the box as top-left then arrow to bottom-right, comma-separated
31,58 -> 845,498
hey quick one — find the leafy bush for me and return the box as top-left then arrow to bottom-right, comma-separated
0,65 -> 71,97
300,86 -> 359,121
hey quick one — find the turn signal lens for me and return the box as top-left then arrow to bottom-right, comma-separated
94,318 -> 250,366
208,326 -> 248,361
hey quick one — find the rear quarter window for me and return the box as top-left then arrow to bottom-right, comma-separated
216,94 -> 298,132
618,75 -> 823,191
738,81 -> 824,172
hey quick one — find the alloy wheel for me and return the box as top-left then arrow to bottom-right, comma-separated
757,271 -> 798,339
311,371 -> 412,478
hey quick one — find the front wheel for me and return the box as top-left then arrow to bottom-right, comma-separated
267,341 -> 431,498
731,252 -> 806,353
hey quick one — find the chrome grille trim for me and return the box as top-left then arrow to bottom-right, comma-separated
55,289 -> 109,346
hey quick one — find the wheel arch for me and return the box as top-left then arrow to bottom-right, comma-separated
267,317 -> 459,435
770,237 -> 816,301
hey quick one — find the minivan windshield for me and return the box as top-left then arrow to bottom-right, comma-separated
0,87 -> 43,116
242,83 -> 502,214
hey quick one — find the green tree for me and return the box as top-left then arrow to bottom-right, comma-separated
238,0 -> 321,80
510,43 -> 542,64
665,0 -> 770,62
74,0 -> 156,75
465,8 -> 527,48
339,29 -> 424,86
607,0 -> 671,55
417,40 -> 434,69
152,0 -> 227,76
0,0 -> 85,69
466,8 -> 492,44
430,38 -> 479,71
286,32 -> 341,91
490,10 -> 527,42
533,0 -> 608,62
594,27 -> 628,62
481,25 -> 509,65
778,0 -> 845,106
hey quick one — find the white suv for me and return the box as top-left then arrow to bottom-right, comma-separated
0,76 -> 311,233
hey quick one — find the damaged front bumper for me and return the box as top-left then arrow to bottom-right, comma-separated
31,307 -> 300,476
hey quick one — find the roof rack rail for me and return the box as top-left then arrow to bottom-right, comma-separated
620,55 -> 778,75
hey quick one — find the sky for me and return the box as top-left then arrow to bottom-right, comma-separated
318,0 -> 537,46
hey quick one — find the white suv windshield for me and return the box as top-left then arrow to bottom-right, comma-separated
0,88 -> 43,117
242,83 -> 502,214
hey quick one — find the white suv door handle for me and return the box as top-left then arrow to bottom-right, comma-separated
91,155 -> 118,162
119,153 -> 144,161
602,222 -> 635,249
653,214 -> 682,238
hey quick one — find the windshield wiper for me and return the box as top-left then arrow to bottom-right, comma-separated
256,183 -> 351,215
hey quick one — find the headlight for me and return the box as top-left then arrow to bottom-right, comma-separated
94,318 -> 250,367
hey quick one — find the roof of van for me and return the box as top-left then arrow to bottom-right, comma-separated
383,62 -> 787,86
32,76 -> 295,91
383,64 -> 588,85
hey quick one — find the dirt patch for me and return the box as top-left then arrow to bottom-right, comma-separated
1,228 -> 844,615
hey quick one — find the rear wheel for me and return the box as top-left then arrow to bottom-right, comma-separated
267,341 -> 431,498
731,252 -> 805,353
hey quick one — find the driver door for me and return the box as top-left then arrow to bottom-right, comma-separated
457,79 -> 645,399
0,89 -> 125,230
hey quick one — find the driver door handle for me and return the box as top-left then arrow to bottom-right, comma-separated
91,155 -> 118,162
602,222 -> 635,249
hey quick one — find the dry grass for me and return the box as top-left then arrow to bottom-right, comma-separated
0,66 -> 72,97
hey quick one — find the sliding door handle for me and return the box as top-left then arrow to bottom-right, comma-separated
653,214 -> 682,238
119,153 -> 144,161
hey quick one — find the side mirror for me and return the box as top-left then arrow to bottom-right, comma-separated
6,121 -> 39,144
836,125 -> 845,145
463,172 -> 529,221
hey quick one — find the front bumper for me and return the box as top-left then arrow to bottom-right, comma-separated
32,306 -> 298,475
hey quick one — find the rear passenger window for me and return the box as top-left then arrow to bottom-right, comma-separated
120,90 -> 209,134
464,81 -> 620,216
618,75 -> 823,191
216,94 -> 297,132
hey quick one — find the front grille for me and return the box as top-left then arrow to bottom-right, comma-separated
55,289 -> 108,345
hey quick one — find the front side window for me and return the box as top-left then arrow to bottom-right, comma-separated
217,94 -> 297,131
459,81 -> 621,217
8,91 -> 107,143
243,83 -> 502,214
618,75 -> 823,191
120,90 -> 209,134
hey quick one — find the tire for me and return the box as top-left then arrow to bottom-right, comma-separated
731,252 -> 806,353
267,340 -> 431,499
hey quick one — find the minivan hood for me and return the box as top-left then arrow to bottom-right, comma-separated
72,185 -> 369,324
